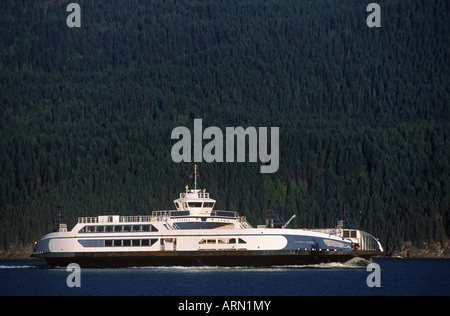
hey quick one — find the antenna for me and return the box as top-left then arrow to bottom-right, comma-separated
282,215 -> 296,229
194,164 -> 197,191
340,202 -> 355,230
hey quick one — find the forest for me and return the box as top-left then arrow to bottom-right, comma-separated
0,0 -> 449,255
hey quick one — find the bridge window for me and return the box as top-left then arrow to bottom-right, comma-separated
188,202 -> 203,208
344,230 -> 357,238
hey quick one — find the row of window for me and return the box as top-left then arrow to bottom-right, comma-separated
199,238 -> 247,245
79,224 -> 158,234
78,239 -> 158,247
105,239 -> 158,247
78,237 -> 247,248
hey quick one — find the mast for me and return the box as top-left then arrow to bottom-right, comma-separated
194,164 -> 197,191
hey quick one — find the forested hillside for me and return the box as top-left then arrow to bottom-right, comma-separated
1,0 -> 449,255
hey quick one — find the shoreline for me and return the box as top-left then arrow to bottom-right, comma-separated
389,240 -> 450,259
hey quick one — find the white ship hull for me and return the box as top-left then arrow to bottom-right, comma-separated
32,215 -> 382,267
32,171 -> 383,267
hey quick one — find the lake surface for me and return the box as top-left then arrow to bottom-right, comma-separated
0,257 -> 449,296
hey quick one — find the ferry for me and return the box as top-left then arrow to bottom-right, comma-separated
32,167 -> 383,267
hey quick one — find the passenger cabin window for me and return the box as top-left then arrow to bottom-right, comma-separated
199,238 -> 246,245
79,224 -> 158,233
132,240 -> 140,246
228,238 -> 246,244
101,239 -> 157,247
199,239 -> 217,244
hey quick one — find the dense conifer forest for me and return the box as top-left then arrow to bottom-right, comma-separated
1,0 -> 449,255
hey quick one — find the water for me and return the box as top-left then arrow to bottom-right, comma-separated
0,258 -> 449,296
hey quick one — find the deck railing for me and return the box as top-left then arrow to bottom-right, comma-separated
78,217 -> 99,224
119,215 -> 153,223
78,215 -> 153,224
